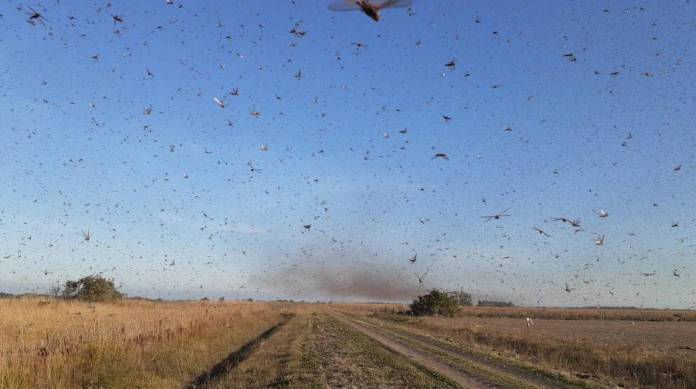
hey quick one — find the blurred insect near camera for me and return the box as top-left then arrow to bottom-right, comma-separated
25,6 -> 48,25
289,21 -> 306,37
594,234 -> 605,246
213,97 -> 225,108
328,0 -> 412,22
594,209 -> 609,218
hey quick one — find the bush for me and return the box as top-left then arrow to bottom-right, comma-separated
62,275 -> 123,302
409,289 -> 460,317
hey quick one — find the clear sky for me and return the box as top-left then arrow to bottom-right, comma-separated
1,0 -> 695,308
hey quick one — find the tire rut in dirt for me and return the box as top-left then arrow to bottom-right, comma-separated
184,314 -> 294,389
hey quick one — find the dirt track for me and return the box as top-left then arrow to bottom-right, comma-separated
332,313 -> 492,388
201,310 -> 592,388
332,312 -> 590,389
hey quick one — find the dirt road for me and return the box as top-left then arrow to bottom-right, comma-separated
199,310 -> 591,388
332,313 -> 491,388
334,312 -> 590,389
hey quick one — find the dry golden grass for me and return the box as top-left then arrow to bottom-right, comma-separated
330,302 -> 406,314
0,297 -> 292,389
6,298 -> 694,389
333,301 -> 696,322
457,305 -> 696,322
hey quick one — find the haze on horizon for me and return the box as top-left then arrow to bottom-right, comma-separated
1,0 -> 695,309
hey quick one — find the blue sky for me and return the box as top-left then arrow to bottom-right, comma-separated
1,0 -> 695,307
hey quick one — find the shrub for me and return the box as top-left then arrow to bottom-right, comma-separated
409,289 -> 460,317
62,275 -> 123,302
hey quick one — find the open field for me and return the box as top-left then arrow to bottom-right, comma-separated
0,298 -> 291,388
454,306 -> 696,322
2,298 -> 696,388
353,312 -> 696,388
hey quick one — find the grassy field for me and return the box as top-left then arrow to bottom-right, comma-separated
0,298 -> 290,388
3,298 -> 696,388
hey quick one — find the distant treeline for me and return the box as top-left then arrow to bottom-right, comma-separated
0,292 -> 51,299
477,300 -> 515,307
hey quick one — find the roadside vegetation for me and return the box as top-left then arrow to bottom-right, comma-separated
0,298 -> 290,389
409,289 -> 466,317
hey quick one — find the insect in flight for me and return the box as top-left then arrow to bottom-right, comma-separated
594,234 -> 605,246
25,6 -> 48,25
328,0 -> 413,22
481,208 -> 511,222
533,226 -> 551,237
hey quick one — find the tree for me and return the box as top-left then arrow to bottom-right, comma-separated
409,289 -> 460,317
62,275 -> 123,302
